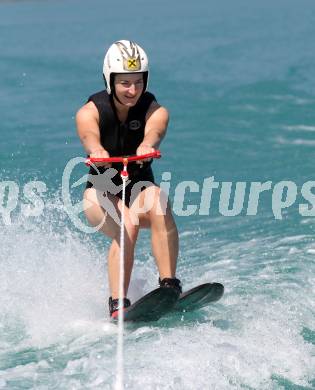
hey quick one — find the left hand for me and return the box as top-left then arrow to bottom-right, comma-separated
136,143 -> 155,164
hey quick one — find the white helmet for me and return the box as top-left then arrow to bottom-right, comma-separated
103,40 -> 149,94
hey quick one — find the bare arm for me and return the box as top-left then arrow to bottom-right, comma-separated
137,102 -> 169,156
76,102 -> 107,156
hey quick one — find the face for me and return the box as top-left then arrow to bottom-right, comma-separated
113,73 -> 144,107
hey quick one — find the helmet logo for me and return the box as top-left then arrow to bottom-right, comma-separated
125,57 -> 141,71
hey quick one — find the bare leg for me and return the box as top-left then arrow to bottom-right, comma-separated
83,185 -> 179,301
150,206 -> 178,279
83,188 -> 139,298
132,186 -> 179,280
107,227 -> 139,298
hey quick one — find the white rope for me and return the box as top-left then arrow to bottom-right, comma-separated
114,167 -> 127,390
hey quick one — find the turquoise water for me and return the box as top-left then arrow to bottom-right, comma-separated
1,0 -> 315,388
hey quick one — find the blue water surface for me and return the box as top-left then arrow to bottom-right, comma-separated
0,0 -> 314,389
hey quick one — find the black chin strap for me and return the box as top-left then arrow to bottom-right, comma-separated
113,88 -> 124,105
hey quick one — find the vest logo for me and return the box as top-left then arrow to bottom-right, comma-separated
129,120 -> 141,131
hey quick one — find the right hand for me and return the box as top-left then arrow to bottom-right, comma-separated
90,148 -> 112,168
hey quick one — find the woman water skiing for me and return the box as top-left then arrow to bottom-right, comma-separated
76,40 -> 181,318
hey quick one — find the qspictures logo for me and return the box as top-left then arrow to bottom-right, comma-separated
1,157 -> 315,232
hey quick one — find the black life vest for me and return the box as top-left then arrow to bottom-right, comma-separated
87,90 -> 157,178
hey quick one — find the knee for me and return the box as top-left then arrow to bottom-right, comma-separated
134,185 -> 169,216
124,220 -> 139,243
83,189 -> 106,224
151,186 -> 171,216
83,188 -> 100,212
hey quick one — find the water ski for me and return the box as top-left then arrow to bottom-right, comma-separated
123,287 -> 179,322
120,283 -> 224,322
174,282 -> 224,312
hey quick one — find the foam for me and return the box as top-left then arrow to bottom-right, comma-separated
0,208 -> 314,389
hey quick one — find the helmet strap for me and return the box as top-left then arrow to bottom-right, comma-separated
113,88 -> 124,106
107,74 -> 124,105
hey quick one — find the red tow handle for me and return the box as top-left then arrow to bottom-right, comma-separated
85,150 -> 161,166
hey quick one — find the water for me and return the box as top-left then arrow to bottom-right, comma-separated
1,0 -> 315,388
